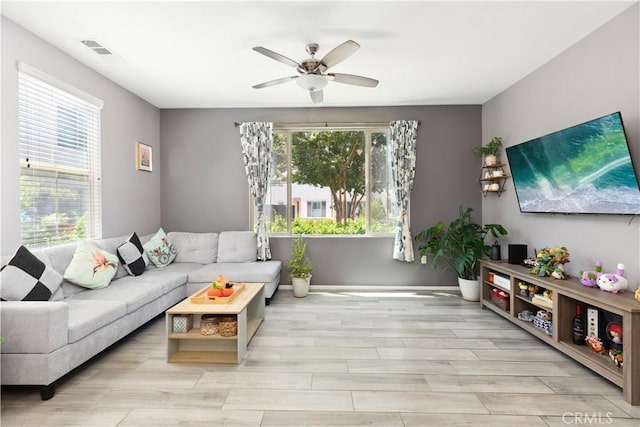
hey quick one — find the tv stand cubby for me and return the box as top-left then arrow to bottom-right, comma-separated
479,259 -> 640,406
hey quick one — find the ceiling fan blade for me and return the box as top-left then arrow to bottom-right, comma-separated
252,76 -> 299,89
310,89 -> 323,103
327,73 -> 379,88
319,40 -> 360,69
253,46 -> 300,68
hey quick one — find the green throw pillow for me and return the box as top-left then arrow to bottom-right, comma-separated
63,241 -> 119,289
143,228 -> 177,267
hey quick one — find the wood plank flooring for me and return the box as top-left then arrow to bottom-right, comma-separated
2,289 -> 639,426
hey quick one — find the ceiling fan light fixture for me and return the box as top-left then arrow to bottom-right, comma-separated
296,74 -> 328,91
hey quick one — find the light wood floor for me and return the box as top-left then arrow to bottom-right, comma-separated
2,289 -> 639,426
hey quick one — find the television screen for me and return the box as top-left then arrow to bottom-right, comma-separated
506,112 -> 640,215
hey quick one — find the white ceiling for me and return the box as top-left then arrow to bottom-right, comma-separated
2,1 -> 635,108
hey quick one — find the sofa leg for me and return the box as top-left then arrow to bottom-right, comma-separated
265,297 -> 271,306
40,383 -> 56,400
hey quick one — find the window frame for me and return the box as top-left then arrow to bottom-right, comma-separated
18,62 -> 103,249
253,124 -> 402,237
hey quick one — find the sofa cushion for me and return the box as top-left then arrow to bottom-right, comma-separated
117,232 -> 149,276
66,299 -> 128,343
143,228 -> 177,267
0,246 -> 62,301
155,262 -> 204,276
189,260 -> 281,284
36,242 -> 78,277
63,241 -> 119,289
217,231 -> 257,263
72,271 -> 187,313
168,232 -> 218,264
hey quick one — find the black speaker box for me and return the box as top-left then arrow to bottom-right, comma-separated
508,244 -> 528,265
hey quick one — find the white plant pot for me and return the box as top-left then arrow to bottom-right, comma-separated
484,154 -> 498,166
458,277 -> 480,302
292,276 -> 311,298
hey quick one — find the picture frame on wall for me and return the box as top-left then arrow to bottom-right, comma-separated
136,142 -> 153,172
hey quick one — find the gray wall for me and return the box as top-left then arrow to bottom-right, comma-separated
482,5 -> 640,288
1,17 -> 162,255
161,106 -> 482,286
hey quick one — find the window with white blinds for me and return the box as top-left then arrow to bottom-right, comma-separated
18,63 -> 103,248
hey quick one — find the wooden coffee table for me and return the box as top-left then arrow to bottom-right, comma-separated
166,283 -> 265,364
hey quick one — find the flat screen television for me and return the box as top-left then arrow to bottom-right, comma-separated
505,112 -> 640,215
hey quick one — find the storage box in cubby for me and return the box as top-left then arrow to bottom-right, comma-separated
172,314 -> 193,333
493,273 -> 510,290
490,288 -> 509,311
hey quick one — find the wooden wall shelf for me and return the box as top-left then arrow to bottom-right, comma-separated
479,163 -> 510,197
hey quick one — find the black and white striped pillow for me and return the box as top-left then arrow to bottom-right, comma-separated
117,232 -> 149,276
0,246 -> 62,301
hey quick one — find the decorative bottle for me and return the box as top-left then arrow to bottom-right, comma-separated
572,305 -> 585,345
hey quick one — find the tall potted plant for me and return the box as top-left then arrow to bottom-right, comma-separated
415,206 -> 508,301
288,236 -> 314,298
473,136 -> 503,166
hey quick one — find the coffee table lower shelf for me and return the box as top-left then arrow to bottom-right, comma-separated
169,350 -> 240,364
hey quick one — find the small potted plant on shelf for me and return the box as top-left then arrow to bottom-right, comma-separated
474,136 -> 503,166
414,206 -> 508,301
288,236 -> 314,298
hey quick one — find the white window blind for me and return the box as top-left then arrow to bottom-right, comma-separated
18,63 -> 103,248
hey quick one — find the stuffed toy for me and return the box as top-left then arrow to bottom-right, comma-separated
579,261 -> 603,287
529,247 -> 570,279
635,287 -> 640,303
596,263 -> 628,294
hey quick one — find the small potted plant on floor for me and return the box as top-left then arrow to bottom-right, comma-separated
414,206 -> 507,301
473,136 -> 503,166
288,236 -> 313,298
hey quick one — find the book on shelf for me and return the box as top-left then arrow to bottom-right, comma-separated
532,293 -> 553,308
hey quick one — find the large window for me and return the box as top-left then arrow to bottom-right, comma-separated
18,63 -> 103,248
260,127 -> 400,235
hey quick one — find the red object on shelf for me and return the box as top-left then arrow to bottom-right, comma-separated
490,287 -> 509,311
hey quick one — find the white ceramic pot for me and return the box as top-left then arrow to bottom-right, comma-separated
292,276 -> 311,298
458,277 -> 480,302
484,154 -> 498,166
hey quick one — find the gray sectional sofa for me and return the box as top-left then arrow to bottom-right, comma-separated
0,230 -> 281,399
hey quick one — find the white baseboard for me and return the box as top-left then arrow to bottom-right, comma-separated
278,285 -> 459,291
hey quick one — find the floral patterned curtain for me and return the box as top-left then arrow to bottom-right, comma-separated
390,120 -> 419,262
239,122 -> 273,260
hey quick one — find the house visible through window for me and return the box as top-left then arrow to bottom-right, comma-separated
257,127 -> 401,235
18,63 -> 103,248
307,201 -> 326,218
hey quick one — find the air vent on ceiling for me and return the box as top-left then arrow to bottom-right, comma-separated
80,39 -> 112,55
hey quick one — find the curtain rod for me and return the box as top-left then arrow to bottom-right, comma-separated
233,120 -> 421,128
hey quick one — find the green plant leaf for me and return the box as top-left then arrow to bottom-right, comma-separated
414,206 -> 508,280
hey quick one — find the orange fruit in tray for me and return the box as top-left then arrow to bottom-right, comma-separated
207,287 -> 223,298
222,288 -> 234,297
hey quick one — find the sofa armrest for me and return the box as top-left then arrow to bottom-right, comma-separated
1,301 -> 69,354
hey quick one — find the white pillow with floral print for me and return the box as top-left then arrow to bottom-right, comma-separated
63,241 -> 119,289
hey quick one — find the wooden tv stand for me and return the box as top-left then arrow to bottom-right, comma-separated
479,260 -> 640,406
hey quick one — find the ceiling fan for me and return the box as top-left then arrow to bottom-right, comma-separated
251,40 -> 379,103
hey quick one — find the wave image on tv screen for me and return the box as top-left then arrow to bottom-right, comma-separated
506,112 -> 640,215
